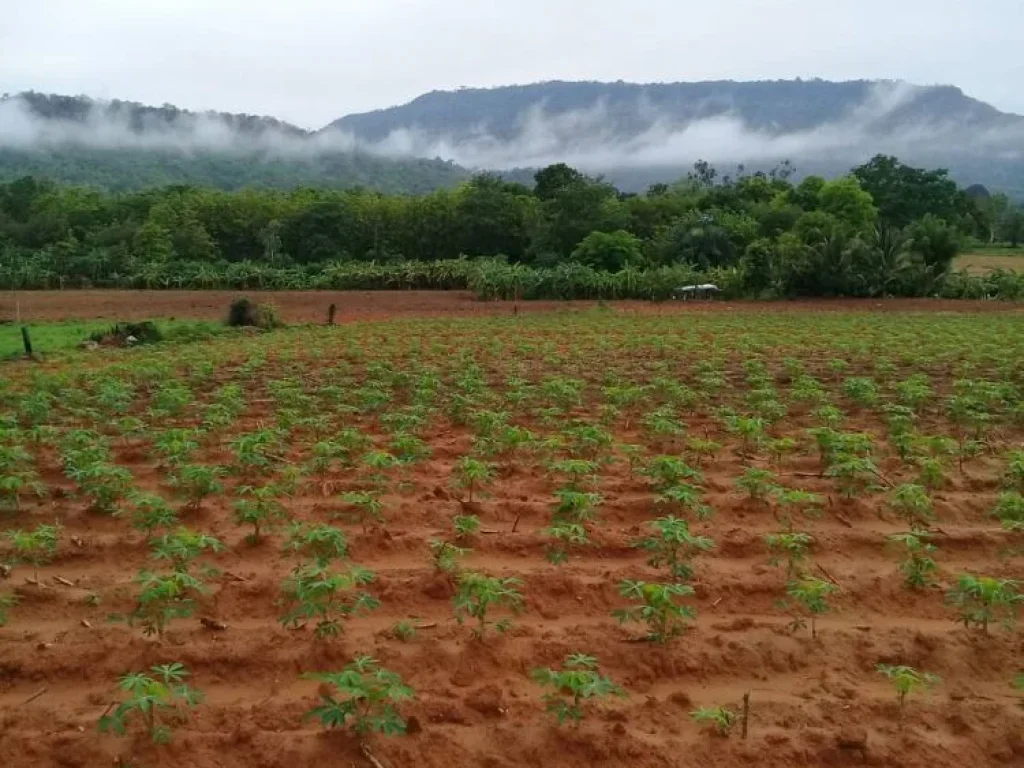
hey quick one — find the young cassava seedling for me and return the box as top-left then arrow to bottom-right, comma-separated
233,485 -> 288,544
429,538 -> 468,574
279,562 -> 378,638
946,574 -> 1022,633
886,532 -> 939,589
130,570 -> 205,639
531,653 -> 625,726
614,580 -> 695,642
453,572 -> 524,639
304,656 -> 414,736
4,523 -> 61,581
634,516 -> 714,582
98,663 -> 203,744
690,705 -> 738,737
783,577 -> 837,639
0,592 -> 18,626
765,532 -> 813,579
283,522 -> 349,564
876,664 -> 940,708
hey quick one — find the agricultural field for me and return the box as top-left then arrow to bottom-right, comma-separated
954,247 -> 1024,276
1,308 -> 1023,768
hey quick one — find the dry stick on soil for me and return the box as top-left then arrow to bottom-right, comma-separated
816,563 -> 842,588
511,514 -> 521,533
741,692 -> 750,740
53,576 -> 74,587
360,743 -> 390,768
23,687 -> 47,705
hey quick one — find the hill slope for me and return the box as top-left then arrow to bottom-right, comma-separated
325,79 -> 1024,195
0,93 -> 469,192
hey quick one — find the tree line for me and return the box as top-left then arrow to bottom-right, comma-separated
1,155 -> 1022,298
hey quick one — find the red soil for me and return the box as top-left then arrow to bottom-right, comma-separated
0,310 -> 1021,768
1,289 -> 1020,325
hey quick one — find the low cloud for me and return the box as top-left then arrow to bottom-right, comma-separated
330,82 -> 1024,171
2,82 -> 1022,177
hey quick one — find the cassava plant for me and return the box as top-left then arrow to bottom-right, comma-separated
946,574 -> 1021,633
234,485 -> 289,543
130,570 -> 205,639
765,532 -> 813,578
531,653 -> 625,726
690,705 -> 738,737
735,467 -> 778,504
783,577 -> 837,639
0,592 -> 18,626
876,664 -> 940,709
98,663 -> 203,744
339,490 -> 385,532
635,516 -> 714,582
279,562 -> 378,639
169,464 -> 225,509
886,532 -> 939,588
125,493 -> 179,538
429,538 -> 468,574
150,527 -> 223,574
453,571 -> 524,639
283,522 -> 349,564
5,523 -> 62,582
453,514 -> 481,541
544,520 -> 589,565
613,580 -> 695,642
304,656 -> 414,736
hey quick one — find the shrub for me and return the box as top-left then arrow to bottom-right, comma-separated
226,297 -> 282,329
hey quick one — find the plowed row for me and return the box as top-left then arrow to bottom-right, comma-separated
1,309 -> 1022,768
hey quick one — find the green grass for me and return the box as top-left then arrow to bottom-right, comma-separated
961,243 -> 1024,256
0,320 -> 228,360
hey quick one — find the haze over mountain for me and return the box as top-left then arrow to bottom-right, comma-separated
2,79 -> 1023,195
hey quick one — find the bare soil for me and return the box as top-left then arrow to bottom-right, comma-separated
1,289 -> 1021,325
0,307 -> 1021,768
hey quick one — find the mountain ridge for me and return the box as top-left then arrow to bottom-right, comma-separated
2,80 -> 1023,196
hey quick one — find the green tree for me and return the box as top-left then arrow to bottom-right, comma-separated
569,230 -> 644,272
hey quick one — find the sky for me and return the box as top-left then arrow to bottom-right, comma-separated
3,0 -> 1022,129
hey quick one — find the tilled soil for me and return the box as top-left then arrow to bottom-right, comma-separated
2,289 -> 1021,325
0,309 -> 1022,768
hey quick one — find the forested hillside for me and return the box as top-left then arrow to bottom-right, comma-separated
2,156 -> 1022,298
0,93 -> 469,192
326,80 -> 1024,196
328,79 -> 1016,141
3,82 -> 1024,196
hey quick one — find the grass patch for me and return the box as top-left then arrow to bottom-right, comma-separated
954,252 -> 1024,276
0,320 -> 227,360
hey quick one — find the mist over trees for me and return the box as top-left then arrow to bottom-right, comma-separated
1,155 -> 1021,298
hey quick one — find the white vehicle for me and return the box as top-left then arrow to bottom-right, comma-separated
674,283 -> 721,300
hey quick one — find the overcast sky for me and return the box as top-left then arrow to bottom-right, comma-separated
3,0 -> 1022,129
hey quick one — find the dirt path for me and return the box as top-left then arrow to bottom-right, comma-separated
1,290 -> 1020,325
